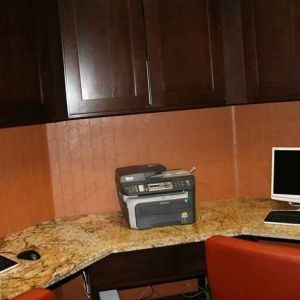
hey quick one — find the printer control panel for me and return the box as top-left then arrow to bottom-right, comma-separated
124,179 -> 193,196
173,179 -> 192,188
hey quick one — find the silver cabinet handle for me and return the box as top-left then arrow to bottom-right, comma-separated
146,60 -> 153,106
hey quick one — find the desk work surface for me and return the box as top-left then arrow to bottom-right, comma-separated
0,198 -> 298,299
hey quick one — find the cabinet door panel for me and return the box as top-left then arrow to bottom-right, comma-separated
144,0 -> 225,108
0,0 -> 66,127
60,0 -> 149,117
241,0 -> 300,102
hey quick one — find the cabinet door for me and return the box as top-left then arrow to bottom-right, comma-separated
0,0 -> 66,127
143,0 -> 225,108
241,0 -> 300,102
60,0 -> 149,118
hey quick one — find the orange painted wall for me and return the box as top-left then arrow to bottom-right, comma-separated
234,101 -> 300,198
2,102 -> 300,237
1,102 -> 299,236
46,107 -> 236,217
0,125 -> 54,238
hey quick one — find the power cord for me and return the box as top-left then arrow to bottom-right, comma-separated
137,285 -> 162,300
138,286 -> 153,300
182,278 -> 210,300
137,282 -> 208,300
82,270 -> 91,300
182,288 -> 205,298
152,286 -> 162,299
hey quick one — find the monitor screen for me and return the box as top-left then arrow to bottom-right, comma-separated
272,148 -> 300,199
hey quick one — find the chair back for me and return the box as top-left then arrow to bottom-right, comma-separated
206,235 -> 300,300
13,288 -> 56,300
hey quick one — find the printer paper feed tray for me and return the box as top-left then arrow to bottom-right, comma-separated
137,199 -> 190,215
123,192 -> 195,229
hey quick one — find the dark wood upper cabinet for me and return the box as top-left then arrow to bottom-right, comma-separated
59,0 -> 149,118
4,0 -> 300,128
241,0 -> 300,102
0,0 -> 66,128
143,0 -> 226,108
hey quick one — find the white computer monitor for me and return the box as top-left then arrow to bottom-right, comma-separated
271,147 -> 300,204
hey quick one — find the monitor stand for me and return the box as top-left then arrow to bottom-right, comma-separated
288,202 -> 300,210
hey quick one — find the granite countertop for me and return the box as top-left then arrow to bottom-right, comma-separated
0,198 -> 299,299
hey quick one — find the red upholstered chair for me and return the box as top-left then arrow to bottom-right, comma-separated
13,288 -> 56,300
206,235 -> 300,300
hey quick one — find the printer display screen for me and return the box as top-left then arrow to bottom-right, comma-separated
147,181 -> 173,191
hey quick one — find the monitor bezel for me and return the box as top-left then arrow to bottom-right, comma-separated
271,147 -> 300,203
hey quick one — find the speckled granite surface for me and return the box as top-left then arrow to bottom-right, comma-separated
0,198 -> 299,299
